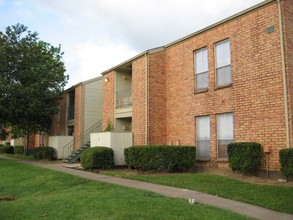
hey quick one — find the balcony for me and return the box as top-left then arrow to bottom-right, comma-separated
116,88 -> 132,109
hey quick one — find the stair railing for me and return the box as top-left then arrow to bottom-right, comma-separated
63,119 -> 102,158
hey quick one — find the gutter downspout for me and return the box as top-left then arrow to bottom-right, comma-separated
80,84 -> 85,148
145,53 -> 149,145
277,0 -> 290,148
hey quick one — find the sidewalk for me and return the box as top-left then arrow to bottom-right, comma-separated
2,156 -> 293,220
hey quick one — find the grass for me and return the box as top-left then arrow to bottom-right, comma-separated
1,153 -> 35,160
0,159 -> 251,220
100,170 -> 293,214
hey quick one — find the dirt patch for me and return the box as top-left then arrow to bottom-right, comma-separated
192,166 -> 293,186
101,166 -> 293,186
0,196 -> 16,201
66,163 -> 293,187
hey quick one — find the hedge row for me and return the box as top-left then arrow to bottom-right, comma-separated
80,147 -> 114,170
124,145 -> 196,172
0,145 -> 25,154
279,148 -> 293,178
34,146 -> 56,160
2,140 -> 292,178
227,142 -> 262,175
0,145 -> 14,154
0,144 -> 56,161
14,145 -> 24,154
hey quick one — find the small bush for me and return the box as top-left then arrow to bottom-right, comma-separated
124,148 -> 130,166
27,148 -> 35,155
0,145 -> 14,154
279,148 -> 293,178
103,119 -> 113,132
34,146 -> 55,160
80,147 -> 114,170
14,145 -> 24,154
227,142 -> 262,175
125,145 -> 196,172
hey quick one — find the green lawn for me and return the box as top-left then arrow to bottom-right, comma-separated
0,159 -> 251,220
2,153 -> 35,160
100,170 -> 293,214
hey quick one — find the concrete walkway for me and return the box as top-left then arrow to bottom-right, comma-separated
2,156 -> 293,220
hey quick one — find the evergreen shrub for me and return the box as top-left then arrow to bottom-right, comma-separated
227,142 -> 262,174
124,145 -> 196,172
80,147 -> 114,170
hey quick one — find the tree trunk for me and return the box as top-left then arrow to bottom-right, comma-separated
24,121 -> 30,156
26,132 -> 30,156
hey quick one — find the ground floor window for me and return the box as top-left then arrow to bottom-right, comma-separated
196,116 -> 210,158
217,113 -> 233,159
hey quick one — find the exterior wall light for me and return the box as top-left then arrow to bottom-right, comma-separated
104,78 -> 109,82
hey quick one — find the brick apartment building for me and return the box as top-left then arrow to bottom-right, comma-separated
101,0 -> 293,171
49,76 -> 103,149
17,76 -> 103,152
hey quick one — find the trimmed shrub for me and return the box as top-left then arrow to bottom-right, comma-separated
227,142 -> 262,175
124,145 -> 196,172
34,146 -> 55,160
80,147 -> 114,170
14,145 -> 24,154
0,145 -> 14,154
27,148 -> 36,155
279,148 -> 293,178
124,148 -> 130,167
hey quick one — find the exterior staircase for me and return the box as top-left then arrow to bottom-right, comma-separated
63,120 -> 102,164
63,142 -> 90,164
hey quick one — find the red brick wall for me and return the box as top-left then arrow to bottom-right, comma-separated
34,134 -> 49,147
282,0 -> 293,147
33,92 -> 67,148
100,1 -> 291,171
102,72 -> 114,130
34,134 -> 40,147
132,56 -> 147,145
50,93 -> 67,136
164,3 -> 285,170
148,51 -> 167,145
28,133 -> 36,148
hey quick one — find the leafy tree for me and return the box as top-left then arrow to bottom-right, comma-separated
0,126 -> 8,141
0,24 -> 68,153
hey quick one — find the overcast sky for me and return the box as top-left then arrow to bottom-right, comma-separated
1,0 -> 264,88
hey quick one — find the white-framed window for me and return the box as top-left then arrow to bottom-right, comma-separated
215,40 -> 231,87
217,113 -> 233,159
194,48 -> 208,90
196,116 -> 210,158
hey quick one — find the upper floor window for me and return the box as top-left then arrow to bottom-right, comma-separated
194,48 -> 208,90
215,40 -> 231,87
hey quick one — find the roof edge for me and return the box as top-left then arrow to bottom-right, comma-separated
101,0 -> 276,75
165,0 -> 276,48
101,46 -> 165,75
65,75 -> 103,92
80,75 -> 103,85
